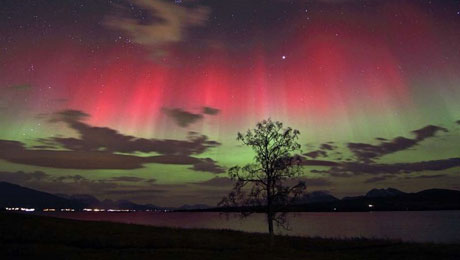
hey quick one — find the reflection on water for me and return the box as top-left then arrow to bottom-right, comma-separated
37,211 -> 460,243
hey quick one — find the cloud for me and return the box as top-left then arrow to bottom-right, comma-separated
320,143 -> 336,151
412,125 -> 448,141
348,125 -> 448,162
104,0 -> 210,57
304,150 -> 327,159
364,175 -> 394,184
188,158 -> 226,174
328,158 -> 460,177
192,177 -> 234,187
295,177 -> 332,187
299,158 -> 339,167
301,125 -> 458,180
0,170 -> 118,196
105,189 -> 165,195
162,107 -> 203,127
0,170 -> 49,183
202,106 -> 220,115
403,174 -> 448,180
49,110 -> 219,155
0,110 -> 224,173
0,143 -> 148,169
0,139 -> 225,171
50,109 -> 89,123
108,176 -> 148,182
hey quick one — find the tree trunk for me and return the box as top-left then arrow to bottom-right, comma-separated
267,178 -> 275,247
267,211 -> 274,247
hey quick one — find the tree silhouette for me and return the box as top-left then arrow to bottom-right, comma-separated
220,119 -> 306,246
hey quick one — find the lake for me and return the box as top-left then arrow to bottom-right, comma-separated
37,211 -> 460,243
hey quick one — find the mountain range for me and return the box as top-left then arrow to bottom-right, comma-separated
1,182 -> 460,212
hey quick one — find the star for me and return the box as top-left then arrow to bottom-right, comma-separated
282,55 -> 286,60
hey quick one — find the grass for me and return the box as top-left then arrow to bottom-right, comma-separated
0,212 -> 459,260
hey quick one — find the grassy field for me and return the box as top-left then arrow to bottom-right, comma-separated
1,213 -> 459,260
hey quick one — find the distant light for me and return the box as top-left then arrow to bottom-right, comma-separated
368,204 -> 374,208
282,55 -> 286,60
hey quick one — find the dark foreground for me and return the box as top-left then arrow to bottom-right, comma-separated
1,213 -> 459,260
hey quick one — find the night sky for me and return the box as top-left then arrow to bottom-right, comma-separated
0,0 -> 459,207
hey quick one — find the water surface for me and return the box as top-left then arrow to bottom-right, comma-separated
37,211 -> 460,243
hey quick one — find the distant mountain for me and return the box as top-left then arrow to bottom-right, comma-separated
296,191 -> 339,204
56,194 -> 100,206
291,188 -> 460,212
0,182 -> 84,209
3,181 -> 460,212
201,187 -> 460,212
0,182 -> 162,211
177,204 -> 210,210
55,194 -> 162,211
366,188 -> 406,198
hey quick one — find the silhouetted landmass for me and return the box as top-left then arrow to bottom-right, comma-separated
366,188 -> 407,198
177,204 -> 210,210
2,181 -> 459,212
298,191 -> 340,204
296,188 -> 460,212
190,188 -> 460,212
0,182 -> 164,211
0,182 -> 85,209
56,193 -> 166,211
1,213 -> 459,259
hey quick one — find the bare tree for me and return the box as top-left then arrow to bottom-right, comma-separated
219,119 -> 306,246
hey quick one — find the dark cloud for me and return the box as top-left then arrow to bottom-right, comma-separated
298,177 -> 332,187
105,189 -> 165,195
51,109 -> 89,123
299,157 -> 340,167
364,175 -> 394,184
320,143 -> 336,151
162,107 -> 203,127
54,175 -> 86,182
192,177 -> 234,187
412,125 -> 448,141
0,170 -> 118,196
49,110 -> 220,155
0,170 -> 49,183
0,142 -> 148,169
202,106 -> 220,115
0,110 -> 224,173
304,150 -> 327,159
0,139 -> 224,171
108,176 -> 147,182
189,158 -> 226,174
328,158 -> 460,177
104,0 -> 210,58
403,174 -> 448,180
348,124 -> 448,162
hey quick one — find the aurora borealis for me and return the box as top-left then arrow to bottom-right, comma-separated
0,0 -> 459,206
